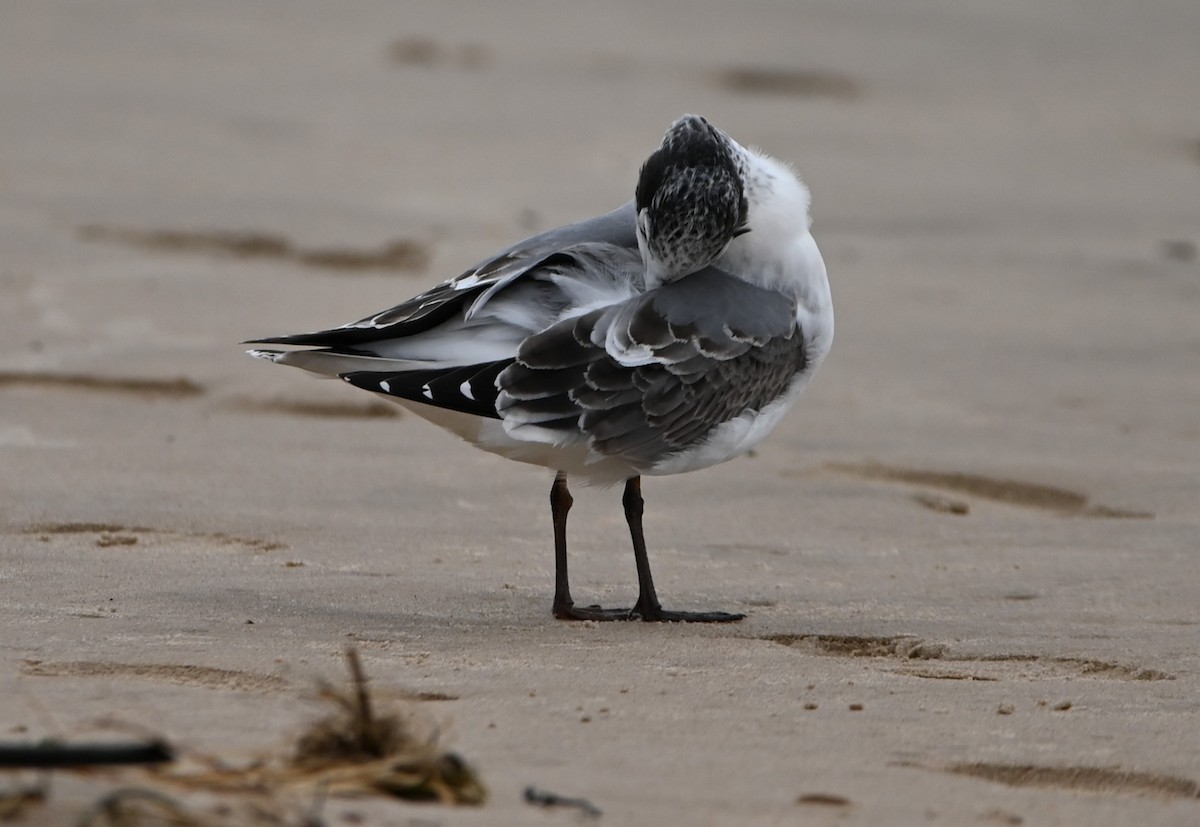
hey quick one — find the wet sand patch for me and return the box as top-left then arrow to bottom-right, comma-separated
914,492 -> 971,515
795,792 -> 852,807
0,372 -> 203,398
76,226 -> 429,273
230,397 -> 402,420
388,37 -> 489,69
715,66 -> 861,99
25,523 -> 285,552
826,462 -> 1153,518
21,660 -> 289,693
406,691 -> 459,702
940,763 -> 1200,800
28,522 -> 157,535
901,669 -> 999,682
764,633 -> 947,659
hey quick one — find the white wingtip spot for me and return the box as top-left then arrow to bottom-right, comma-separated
379,380 -> 391,393
459,380 -> 475,401
421,383 -> 433,400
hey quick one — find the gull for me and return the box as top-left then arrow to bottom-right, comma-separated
247,115 -> 833,622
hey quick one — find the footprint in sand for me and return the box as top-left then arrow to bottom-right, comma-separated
21,660 -> 289,693
760,634 -> 1173,682
824,462 -> 1153,519
916,762 -> 1200,801
25,523 -> 286,553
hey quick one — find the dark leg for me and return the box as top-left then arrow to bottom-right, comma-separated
550,472 -> 630,621
624,476 -> 744,623
550,472 -> 575,618
549,473 -> 744,622
624,476 -> 661,617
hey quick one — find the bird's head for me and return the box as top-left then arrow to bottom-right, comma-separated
635,115 -> 750,286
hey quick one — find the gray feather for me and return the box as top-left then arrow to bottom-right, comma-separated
247,203 -> 638,349
498,267 -> 806,465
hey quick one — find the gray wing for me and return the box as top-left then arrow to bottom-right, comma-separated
496,269 -> 807,466
249,202 -> 636,349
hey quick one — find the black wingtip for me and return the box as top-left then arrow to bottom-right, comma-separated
242,326 -> 399,349
342,361 -> 509,420
242,332 -> 326,347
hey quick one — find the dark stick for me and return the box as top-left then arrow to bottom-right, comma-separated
0,740 -> 173,768
524,785 -> 602,817
344,646 -> 381,756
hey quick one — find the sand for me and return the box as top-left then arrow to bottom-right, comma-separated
2,2 -> 1198,824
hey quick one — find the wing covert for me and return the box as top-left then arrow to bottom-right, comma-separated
497,268 -> 806,466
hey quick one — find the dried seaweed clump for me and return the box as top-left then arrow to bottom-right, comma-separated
289,649 -> 485,805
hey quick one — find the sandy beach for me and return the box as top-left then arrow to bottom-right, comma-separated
2,2 -> 1199,824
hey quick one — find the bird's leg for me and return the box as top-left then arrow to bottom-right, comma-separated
550,472 -> 635,621
625,476 -> 745,623
549,473 -> 744,622
624,476 -> 661,617
550,471 -> 576,618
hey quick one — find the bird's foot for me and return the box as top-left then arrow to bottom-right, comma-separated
635,608 -> 746,623
553,603 -> 640,621
630,595 -> 745,623
553,600 -> 744,623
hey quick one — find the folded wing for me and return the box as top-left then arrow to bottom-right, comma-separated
498,269 -> 807,466
248,203 -> 636,350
